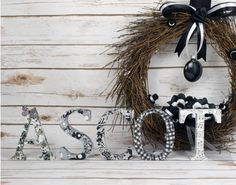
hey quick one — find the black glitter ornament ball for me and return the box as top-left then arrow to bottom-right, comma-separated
184,58 -> 203,82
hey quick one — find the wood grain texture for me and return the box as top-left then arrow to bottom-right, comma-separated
1,16 -> 215,45
3,169 -> 236,179
3,160 -> 236,170
1,0 -> 223,16
1,68 -> 230,107
1,107 -> 114,125
1,179 -> 236,185
2,45 -> 226,69
2,161 -> 236,179
2,16 -> 132,45
2,149 -> 236,161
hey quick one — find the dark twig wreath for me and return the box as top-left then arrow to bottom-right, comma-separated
107,1 -> 236,150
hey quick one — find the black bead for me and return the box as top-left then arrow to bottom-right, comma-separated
229,50 -> 236,60
148,94 -> 159,104
167,19 -> 176,27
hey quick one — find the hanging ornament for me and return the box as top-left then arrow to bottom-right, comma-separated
184,57 -> 203,82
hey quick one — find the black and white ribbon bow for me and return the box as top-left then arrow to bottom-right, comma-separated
160,1 -> 236,61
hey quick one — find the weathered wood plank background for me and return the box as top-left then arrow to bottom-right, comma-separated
1,0 -> 236,184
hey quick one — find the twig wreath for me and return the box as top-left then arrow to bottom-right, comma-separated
107,0 -> 236,150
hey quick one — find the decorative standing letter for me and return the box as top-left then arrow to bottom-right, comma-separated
134,109 -> 175,160
97,109 -> 133,160
179,109 -> 222,160
59,109 -> 93,160
11,106 -> 55,160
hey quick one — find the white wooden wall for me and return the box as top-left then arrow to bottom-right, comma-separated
1,0 -> 236,184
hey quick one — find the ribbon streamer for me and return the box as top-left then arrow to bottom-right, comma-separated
160,2 -> 236,61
